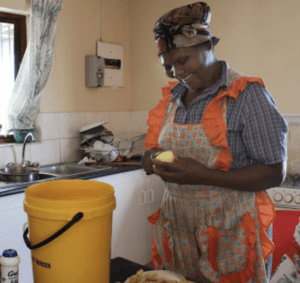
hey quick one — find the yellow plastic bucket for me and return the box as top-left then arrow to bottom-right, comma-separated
23,180 -> 116,283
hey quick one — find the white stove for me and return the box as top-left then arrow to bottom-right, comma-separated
267,186 -> 300,210
267,174 -> 300,276
267,173 -> 300,210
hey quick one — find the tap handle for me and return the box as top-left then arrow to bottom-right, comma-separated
21,160 -> 32,167
31,162 -> 40,168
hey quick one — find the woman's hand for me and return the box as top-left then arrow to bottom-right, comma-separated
149,149 -> 286,191
141,147 -> 165,175
153,155 -> 209,185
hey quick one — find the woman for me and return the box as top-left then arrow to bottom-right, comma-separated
141,2 -> 288,283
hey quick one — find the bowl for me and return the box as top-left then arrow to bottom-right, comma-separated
13,129 -> 34,143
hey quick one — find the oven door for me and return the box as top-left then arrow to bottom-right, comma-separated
271,208 -> 300,276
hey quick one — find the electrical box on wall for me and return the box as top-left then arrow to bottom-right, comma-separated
97,41 -> 124,87
85,55 -> 105,88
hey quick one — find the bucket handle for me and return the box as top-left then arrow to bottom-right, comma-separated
23,212 -> 84,250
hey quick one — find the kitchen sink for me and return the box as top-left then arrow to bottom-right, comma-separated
37,173 -> 58,180
0,164 -> 111,185
39,163 -> 111,177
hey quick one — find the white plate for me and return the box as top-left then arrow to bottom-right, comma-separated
131,133 -> 146,157
118,138 -> 132,157
79,121 -> 107,133
80,134 -> 101,145
80,130 -> 113,145
124,270 -> 186,283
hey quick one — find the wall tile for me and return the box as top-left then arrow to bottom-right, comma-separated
130,111 -> 148,137
283,114 -> 300,126
30,140 -> 60,166
33,113 -> 42,142
0,144 -> 27,168
288,125 -> 300,152
1,111 -> 146,166
109,112 -> 130,134
287,125 -> 300,173
40,113 -> 61,140
59,113 -> 86,139
114,132 -> 131,139
60,137 -> 81,163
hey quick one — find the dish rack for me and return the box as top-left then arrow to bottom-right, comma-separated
79,134 -> 146,162
79,147 -> 132,162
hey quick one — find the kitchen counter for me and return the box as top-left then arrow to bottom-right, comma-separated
0,158 -> 142,197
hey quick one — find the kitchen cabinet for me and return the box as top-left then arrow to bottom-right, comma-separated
0,169 -> 164,283
145,174 -> 165,263
92,169 -> 164,266
110,176 -> 148,264
0,193 -> 34,283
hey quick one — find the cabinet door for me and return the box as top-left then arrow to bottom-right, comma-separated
145,174 -> 165,263
0,193 -> 34,283
110,178 -> 148,265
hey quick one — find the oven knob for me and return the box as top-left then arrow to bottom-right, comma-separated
273,193 -> 283,202
283,194 -> 293,203
294,195 -> 300,204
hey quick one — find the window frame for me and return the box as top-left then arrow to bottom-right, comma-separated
0,11 -> 27,141
0,11 -> 27,78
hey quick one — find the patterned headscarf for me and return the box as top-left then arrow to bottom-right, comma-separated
154,2 -> 219,55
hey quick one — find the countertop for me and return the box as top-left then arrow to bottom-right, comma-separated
110,257 -> 152,283
0,157 -> 142,197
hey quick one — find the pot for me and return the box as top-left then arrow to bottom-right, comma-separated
0,166 -> 39,182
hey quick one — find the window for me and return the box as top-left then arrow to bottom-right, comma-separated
0,11 -> 27,141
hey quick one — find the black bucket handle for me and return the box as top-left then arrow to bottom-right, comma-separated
23,212 -> 84,250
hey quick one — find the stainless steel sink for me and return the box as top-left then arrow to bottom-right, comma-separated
38,173 -> 58,180
39,163 -> 111,177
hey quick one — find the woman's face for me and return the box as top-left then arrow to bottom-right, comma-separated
160,44 -> 214,92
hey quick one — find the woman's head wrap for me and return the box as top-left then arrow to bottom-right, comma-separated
154,2 -> 219,55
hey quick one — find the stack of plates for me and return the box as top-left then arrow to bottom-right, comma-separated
79,121 -> 147,161
79,121 -> 113,146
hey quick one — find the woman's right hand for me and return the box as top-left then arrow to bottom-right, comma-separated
141,147 -> 164,175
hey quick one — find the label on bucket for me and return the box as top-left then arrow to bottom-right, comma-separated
32,257 -> 51,269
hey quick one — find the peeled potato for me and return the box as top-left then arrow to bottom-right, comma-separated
155,151 -> 175,163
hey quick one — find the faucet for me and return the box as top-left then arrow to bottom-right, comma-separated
21,133 -> 37,167
4,133 -> 39,169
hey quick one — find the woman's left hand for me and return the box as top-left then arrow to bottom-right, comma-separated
153,155 -> 209,185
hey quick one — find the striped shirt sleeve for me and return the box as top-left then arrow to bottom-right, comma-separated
240,82 -> 288,165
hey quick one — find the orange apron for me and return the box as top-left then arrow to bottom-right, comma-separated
146,70 -> 275,283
